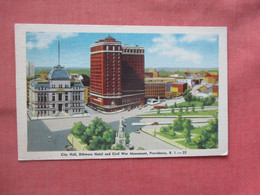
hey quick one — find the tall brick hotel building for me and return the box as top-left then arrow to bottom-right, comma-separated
90,35 -> 145,112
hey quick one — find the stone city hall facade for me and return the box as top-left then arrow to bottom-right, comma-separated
90,35 -> 145,112
28,65 -> 85,117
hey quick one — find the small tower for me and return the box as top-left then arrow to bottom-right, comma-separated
112,117 -> 127,149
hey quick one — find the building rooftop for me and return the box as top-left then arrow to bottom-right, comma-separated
47,65 -> 70,80
30,80 -> 50,88
173,82 -> 187,85
71,81 -> 84,88
145,82 -> 166,84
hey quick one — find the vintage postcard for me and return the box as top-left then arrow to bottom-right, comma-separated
15,24 -> 228,160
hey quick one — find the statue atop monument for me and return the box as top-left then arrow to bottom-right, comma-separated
112,117 -> 127,149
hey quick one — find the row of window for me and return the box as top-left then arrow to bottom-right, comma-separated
122,49 -> 144,54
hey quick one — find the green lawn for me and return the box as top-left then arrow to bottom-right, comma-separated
176,140 -> 198,149
157,132 -> 184,140
138,110 -> 218,117
191,127 -> 204,135
169,101 -> 203,108
211,101 -> 218,106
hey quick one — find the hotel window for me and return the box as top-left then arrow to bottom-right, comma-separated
113,46 -> 115,50
106,46 -> 109,50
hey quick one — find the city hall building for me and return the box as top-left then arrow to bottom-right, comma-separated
28,65 -> 85,118
90,35 -> 145,112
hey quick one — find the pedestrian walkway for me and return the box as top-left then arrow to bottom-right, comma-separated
141,127 -> 186,149
27,109 -> 90,120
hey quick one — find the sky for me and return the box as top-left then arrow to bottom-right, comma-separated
26,32 -> 219,69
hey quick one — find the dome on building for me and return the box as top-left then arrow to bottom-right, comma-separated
47,65 -> 70,80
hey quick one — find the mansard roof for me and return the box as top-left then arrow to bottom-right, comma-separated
47,65 -> 70,80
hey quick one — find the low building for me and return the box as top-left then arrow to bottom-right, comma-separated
26,76 -> 35,106
144,72 -> 154,78
145,82 -> 166,99
194,84 -> 213,98
171,82 -> 188,94
26,61 -> 35,77
147,69 -> 159,77
145,77 -> 176,83
28,65 -> 85,118
213,84 -> 218,97
204,72 -> 219,83
40,72 -> 48,80
84,86 -> 90,103
176,78 -> 192,88
81,75 -> 90,103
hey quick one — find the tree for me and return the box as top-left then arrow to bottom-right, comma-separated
183,128 -> 191,143
179,106 -> 183,113
165,104 -> 168,108
183,89 -> 192,102
71,122 -> 86,137
174,102 -> 177,108
201,104 -> 204,111
160,126 -> 169,134
194,116 -> 218,149
172,115 -> 184,131
169,129 -> 176,137
171,108 -> 175,114
182,119 -> 193,143
185,106 -> 189,112
71,117 -> 116,150
192,105 -> 195,112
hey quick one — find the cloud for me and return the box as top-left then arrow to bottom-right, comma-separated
26,32 -> 78,49
148,34 -> 203,64
180,34 -> 217,43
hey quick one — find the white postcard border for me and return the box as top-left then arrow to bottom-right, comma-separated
15,24 -> 228,160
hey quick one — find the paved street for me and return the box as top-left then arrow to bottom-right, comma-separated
27,96 -> 217,151
28,106 -> 153,151
28,120 -> 71,151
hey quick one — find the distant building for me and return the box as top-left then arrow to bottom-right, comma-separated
193,84 -> 213,98
26,61 -> 35,77
90,36 -> 145,112
176,78 -> 192,88
81,75 -> 90,103
213,84 -> 218,97
203,72 -> 218,83
26,77 -> 35,106
147,69 -> 159,77
145,77 -> 176,83
170,72 -> 179,78
144,72 -> 154,78
40,72 -> 48,80
145,82 -> 166,99
184,72 -> 191,77
171,82 -> 188,94
29,65 -> 85,118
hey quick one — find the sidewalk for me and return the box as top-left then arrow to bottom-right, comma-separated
27,110 -> 90,120
67,134 -> 88,151
141,127 -> 186,149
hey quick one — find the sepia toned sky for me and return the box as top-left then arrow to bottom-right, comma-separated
26,32 -> 219,69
